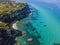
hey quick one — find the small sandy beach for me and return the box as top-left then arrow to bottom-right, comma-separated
12,21 -> 19,30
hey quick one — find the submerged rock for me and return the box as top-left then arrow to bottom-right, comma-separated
16,30 -> 22,36
44,25 -> 47,27
40,22 -> 43,23
32,28 -> 36,31
37,35 -> 41,38
31,16 -> 38,20
35,31 -> 38,33
22,31 -> 27,37
25,22 -> 32,26
54,43 -> 60,45
29,13 -> 32,16
27,38 -> 33,42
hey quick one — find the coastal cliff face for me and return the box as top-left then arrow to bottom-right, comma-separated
0,2 -> 31,23
0,2 -> 31,45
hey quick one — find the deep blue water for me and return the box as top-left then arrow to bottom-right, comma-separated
15,0 -> 60,45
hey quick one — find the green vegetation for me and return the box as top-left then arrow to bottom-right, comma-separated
0,2 -> 27,31
0,21 -> 9,30
0,2 -> 27,17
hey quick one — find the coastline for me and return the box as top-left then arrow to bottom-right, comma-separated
12,21 -> 19,30
0,1 -> 32,45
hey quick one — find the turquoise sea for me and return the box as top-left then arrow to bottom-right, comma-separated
15,0 -> 60,45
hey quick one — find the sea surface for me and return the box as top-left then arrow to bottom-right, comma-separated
15,0 -> 60,45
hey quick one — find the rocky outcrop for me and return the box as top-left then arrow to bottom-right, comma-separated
0,4 -> 31,23
0,2 -> 31,45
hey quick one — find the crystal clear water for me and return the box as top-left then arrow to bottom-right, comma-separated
15,0 -> 60,45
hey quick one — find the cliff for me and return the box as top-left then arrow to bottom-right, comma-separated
0,1 -> 31,45
0,2 -> 31,23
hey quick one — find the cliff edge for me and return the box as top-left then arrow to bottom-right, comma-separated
0,1 -> 31,45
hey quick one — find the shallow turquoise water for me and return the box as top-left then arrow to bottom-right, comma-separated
29,4 -> 60,45
16,0 -> 60,45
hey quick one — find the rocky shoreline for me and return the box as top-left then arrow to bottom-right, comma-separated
1,3 -> 31,23
0,2 -> 31,45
